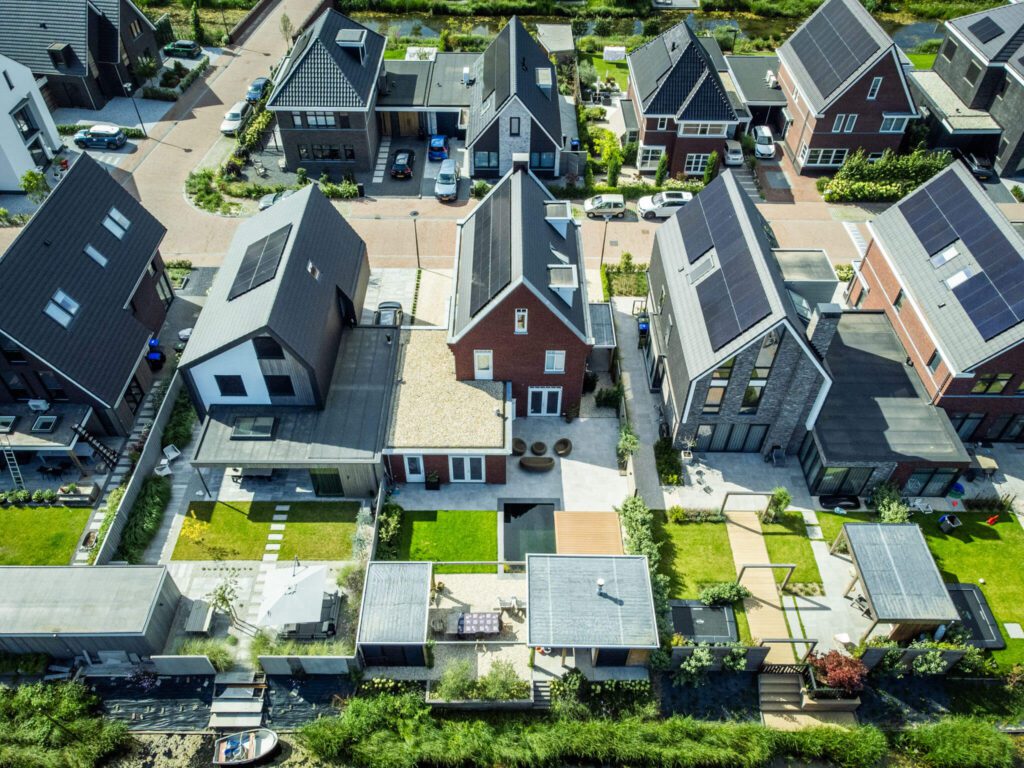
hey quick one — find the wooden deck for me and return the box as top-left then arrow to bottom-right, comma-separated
554,511 -> 624,555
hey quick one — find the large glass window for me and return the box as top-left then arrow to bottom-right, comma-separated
474,151 -> 499,169
11,105 -> 36,140
530,151 -> 555,169
639,146 -> 664,171
947,412 -> 984,440
680,123 -> 727,136
754,330 -> 781,377
215,375 -> 246,397
694,423 -> 768,452
971,373 -> 1012,394
804,148 -> 848,166
904,468 -> 958,497
684,153 -> 711,175
740,383 -> 765,414
703,386 -> 726,414
306,112 -> 336,127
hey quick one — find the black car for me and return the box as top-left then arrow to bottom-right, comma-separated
819,494 -> 860,511
163,40 -> 201,59
952,148 -> 996,180
390,149 -> 415,179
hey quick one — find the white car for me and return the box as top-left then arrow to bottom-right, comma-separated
434,158 -> 459,201
752,125 -> 775,159
583,193 -> 626,218
723,139 -> 744,166
636,190 -> 693,219
220,100 -> 251,135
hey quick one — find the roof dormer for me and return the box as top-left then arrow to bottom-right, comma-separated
336,28 -> 366,65
544,201 -> 572,239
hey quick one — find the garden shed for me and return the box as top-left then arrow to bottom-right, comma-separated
837,523 -> 959,643
357,562 -> 431,667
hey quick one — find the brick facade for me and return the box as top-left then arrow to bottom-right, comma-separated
449,283 -> 591,419
386,453 -> 506,485
276,105 -> 378,176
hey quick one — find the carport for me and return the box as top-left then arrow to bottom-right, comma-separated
836,523 -> 959,643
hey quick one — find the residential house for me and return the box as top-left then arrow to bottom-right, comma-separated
179,184 -> 397,498
0,53 -> 62,191
850,161 -> 1024,447
0,0 -> 158,110
725,53 -> 788,135
910,4 -> 1024,176
626,19 -> 742,177
0,154 -> 171,480
777,0 -> 917,172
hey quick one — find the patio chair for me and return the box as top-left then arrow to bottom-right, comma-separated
554,438 -> 573,457
154,461 -> 173,477
163,444 -> 182,463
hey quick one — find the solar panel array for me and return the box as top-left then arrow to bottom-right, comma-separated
677,194 -> 713,264
968,17 -> 1004,44
228,224 -> 292,300
788,0 -> 881,98
900,171 -> 1024,341
469,180 -> 512,316
692,182 -> 772,350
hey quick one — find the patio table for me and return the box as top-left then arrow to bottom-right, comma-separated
458,612 -> 501,636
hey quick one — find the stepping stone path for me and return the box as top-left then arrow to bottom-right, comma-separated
800,510 -> 823,540
244,507 -> 290,622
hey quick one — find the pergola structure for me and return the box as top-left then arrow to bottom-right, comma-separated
835,522 -> 958,643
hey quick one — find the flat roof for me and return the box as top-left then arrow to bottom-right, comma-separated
589,302 -> 616,348
0,567 -> 168,636
726,55 -> 788,106
910,71 -> 1000,133
527,554 -> 658,649
844,523 -> 958,624
378,60 -> 431,106
814,312 -> 968,465
0,403 -> 92,451
357,562 -> 430,645
192,327 -> 398,467
773,249 -> 837,284
387,329 -> 507,451
535,23 -> 574,54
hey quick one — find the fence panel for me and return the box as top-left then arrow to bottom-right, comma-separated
258,655 -> 356,676
152,655 -> 217,676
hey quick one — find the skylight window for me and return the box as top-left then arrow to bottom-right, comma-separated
44,290 -> 80,328
930,244 -> 959,269
945,267 -> 975,290
102,207 -> 131,239
83,243 -> 108,267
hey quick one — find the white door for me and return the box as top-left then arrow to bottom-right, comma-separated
474,350 -> 493,380
528,386 -> 562,416
450,455 -> 485,482
404,455 -> 425,482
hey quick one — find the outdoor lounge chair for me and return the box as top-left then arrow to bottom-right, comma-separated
154,462 -> 173,477
512,438 -> 527,456
531,441 -> 547,456
554,438 -> 572,457
162,444 -> 182,463
519,457 -> 554,473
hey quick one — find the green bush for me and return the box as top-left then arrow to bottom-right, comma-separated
594,383 -> 624,409
115,475 -> 172,563
186,168 -> 237,214
433,659 -> 530,701
834,263 -> 854,282
668,506 -> 725,524
178,637 -> 234,671
673,644 -> 714,687
913,649 -> 947,676
162,389 -> 197,449
654,437 -> 682,485
57,124 -> 145,139
375,501 -> 403,559
820,148 -> 952,202
0,652 -> 48,675
654,152 -> 669,185
239,108 -> 273,150
617,424 -> 639,462
87,484 -> 124,564
143,85 -> 179,101
471,179 -> 491,199
699,581 -> 751,606
1011,185 -> 1024,203
618,495 -> 671,638
761,486 -> 791,523
702,150 -> 719,185
897,717 -> 1014,768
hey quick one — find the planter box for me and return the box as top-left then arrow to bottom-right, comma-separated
58,484 -> 99,506
802,693 -> 861,712
425,477 -> 441,491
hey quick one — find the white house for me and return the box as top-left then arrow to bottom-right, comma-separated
0,54 -> 61,192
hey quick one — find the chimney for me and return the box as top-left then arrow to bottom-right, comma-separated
462,66 -> 471,86
512,152 -> 529,172
806,303 -> 842,358
596,578 -> 605,595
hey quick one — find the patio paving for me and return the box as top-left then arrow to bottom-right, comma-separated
429,571 -> 528,643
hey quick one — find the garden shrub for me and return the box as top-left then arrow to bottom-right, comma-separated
239,108 -> 273,151
1012,185 -> 1024,203
115,475 -> 172,563
870,481 -> 911,523
594,383 -> 624,409
896,717 -> 1015,768
0,652 -> 48,675
143,85 -> 179,101
654,437 -> 682,485
433,659 -> 529,701
550,669 -> 654,719
834,263 -> 854,282
699,581 -> 751,606
809,650 -> 867,694
471,179 -> 491,199
654,152 -> 669,185
178,637 -> 234,671
721,643 -> 747,672
617,495 -> 671,639
88,484 -> 125,564
761,486 -> 791,523
820,148 -> 952,202
673,644 -> 714,687
162,389 -> 197,449
375,501 -> 403,559
582,106 -> 606,122
617,424 -> 639,462
668,506 -> 725,524
913,649 -> 947,676
185,168 -> 237,214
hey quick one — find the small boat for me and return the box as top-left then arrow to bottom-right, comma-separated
212,728 -> 278,765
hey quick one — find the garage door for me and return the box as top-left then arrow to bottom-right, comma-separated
382,112 -> 421,137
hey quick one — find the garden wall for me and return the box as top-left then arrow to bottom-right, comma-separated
152,655 -> 217,676
93,374 -> 182,565
670,645 -> 770,672
258,655 -> 356,676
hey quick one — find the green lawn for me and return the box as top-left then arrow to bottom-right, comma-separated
588,55 -> 629,91
761,511 -> 822,586
0,506 -> 91,565
817,510 -> 876,550
172,502 -> 358,561
907,53 -> 937,70
397,510 -> 497,574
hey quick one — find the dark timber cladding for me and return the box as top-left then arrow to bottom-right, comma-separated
469,178 -> 513,316
228,225 -> 292,300
787,0 -> 882,98
900,171 -> 1024,340
690,182 -> 772,350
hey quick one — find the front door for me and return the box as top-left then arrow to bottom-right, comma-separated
450,455 -> 485,482
474,350 -> 493,380
309,468 -> 345,497
404,455 -> 425,483
528,387 -> 562,416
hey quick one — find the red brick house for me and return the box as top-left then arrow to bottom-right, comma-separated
625,19 -> 742,178
850,161 -> 1024,453
777,0 -> 917,172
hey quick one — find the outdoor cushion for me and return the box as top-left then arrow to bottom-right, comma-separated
519,457 -> 555,473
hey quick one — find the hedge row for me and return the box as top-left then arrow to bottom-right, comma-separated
114,475 -> 171,564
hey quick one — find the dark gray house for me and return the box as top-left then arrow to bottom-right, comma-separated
266,11 -> 386,176
910,3 -> 1024,176
645,171 -> 832,458
180,184 -> 396,498
0,0 -> 159,109
0,153 -> 171,474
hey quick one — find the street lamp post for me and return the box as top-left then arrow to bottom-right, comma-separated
410,210 -> 421,270
122,81 -> 147,138
598,214 -> 612,271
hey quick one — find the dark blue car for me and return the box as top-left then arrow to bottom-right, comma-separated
246,77 -> 270,103
427,134 -> 449,161
73,124 -> 127,149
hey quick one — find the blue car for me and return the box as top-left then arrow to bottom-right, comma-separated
427,134 -> 450,161
73,124 -> 127,149
246,77 -> 270,103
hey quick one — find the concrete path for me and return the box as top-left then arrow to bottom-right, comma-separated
723,509 -> 794,664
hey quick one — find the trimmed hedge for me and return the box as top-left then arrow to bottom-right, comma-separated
618,496 -> 670,638
161,389 -> 197,450
818,148 -> 952,203
57,124 -> 145,139
115,475 -> 172,563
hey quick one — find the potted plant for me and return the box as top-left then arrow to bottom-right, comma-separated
564,403 -> 580,423
680,434 -> 696,463
425,471 -> 440,491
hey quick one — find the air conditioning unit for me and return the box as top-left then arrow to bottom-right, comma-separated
767,73 -> 779,89
27,399 -> 51,413
764,69 -> 773,84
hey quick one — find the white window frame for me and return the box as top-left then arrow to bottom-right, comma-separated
527,386 -> 562,416
449,455 -> 485,483
799,143 -> 809,163
844,114 -> 857,133
804,148 -> 848,167
679,122 -> 728,136
880,115 -> 909,134
473,350 -> 493,380
514,308 -> 528,334
832,114 -> 845,133
404,455 -> 425,482
544,350 -> 566,374
83,243 -> 108,267
639,145 -> 664,171
656,117 -> 669,131
684,153 -> 711,175
867,76 -> 883,100
44,289 -> 79,328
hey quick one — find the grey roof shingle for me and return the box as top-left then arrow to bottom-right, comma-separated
868,162 -> 1024,374
627,20 -> 737,120
947,3 -> 1024,64
0,154 -> 166,406
450,168 -> 591,343
527,555 -> 659,648
0,0 -> 91,76
357,562 -> 430,645
267,10 -> 385,110
777,0 -> 896,115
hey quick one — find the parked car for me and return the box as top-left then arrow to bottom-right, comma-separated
584,194 -> 626,218
390,149 -> 416,179
818,494 -> 860,510
246,77 -> 271,103
373,301 -> 404,326
723,139 -> 744,166
257,189 -> 296,211
220,101 -> 251,135
73,124 -> 127,149
163,40 -> 201,59
752,125 -> 775,159
637,190 -> 693,219
953,148 -> 996,180
427,134 -> 450,161
434,158 -> 460,201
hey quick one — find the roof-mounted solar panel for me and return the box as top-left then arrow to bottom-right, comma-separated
228,224 -> 292,300
967,17 -> 1004,44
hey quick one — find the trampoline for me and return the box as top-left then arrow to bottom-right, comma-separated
670,599 -> 738,644
947,584 -> 1005,650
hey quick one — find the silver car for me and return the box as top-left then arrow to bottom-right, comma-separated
220,100 -> 251,135
434,158 -> 459,201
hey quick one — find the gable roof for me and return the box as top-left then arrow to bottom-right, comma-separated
178,184 -> 368,392
449,167 -> 591,343
947,3 -> 1024,66
0,154 -> 165,406
0,0 -> 91,76
868,161 -> 1024,374
267,9 -> 385,110
778,0 -> 898,115
627,19 -> 737,120
465,17 -> 563,146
